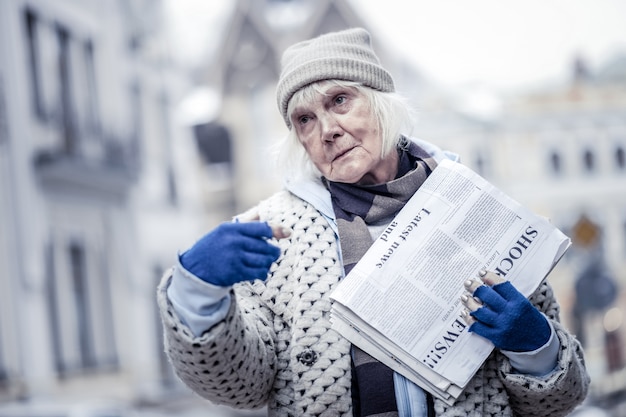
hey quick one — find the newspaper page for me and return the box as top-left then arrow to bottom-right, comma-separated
329,159 -> 570,404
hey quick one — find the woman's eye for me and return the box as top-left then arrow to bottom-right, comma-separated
298,115 -> 310,125
334,95 -> 346,105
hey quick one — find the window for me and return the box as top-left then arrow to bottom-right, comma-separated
615,146 -> 625,171
48,238 -> 118,376
45,241 -> 64,373
25,8 -> 101,150
57,24 -> 78,154
549,151 -> 562,175
193,122 -> 232,165
160,92 -> 177,205
582,148 -> 595,172
474,153 -> 485,177
69,243 -> 96,368
24,8 -> 46,120
128,80 -> 143,164
83,40 -> 100,136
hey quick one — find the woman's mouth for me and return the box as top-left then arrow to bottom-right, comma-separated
333,147 -> 354,161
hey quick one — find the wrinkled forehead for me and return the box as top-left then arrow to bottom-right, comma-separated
287,80 -> 361,117
288,80 -> 335,114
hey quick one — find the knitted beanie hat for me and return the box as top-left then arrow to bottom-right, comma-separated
276,27 -> 395,128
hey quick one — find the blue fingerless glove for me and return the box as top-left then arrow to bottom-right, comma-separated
180,221 -> 281,287
469,281 -> 551,352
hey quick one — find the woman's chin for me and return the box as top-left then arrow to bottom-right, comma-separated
327,171 -> 365,184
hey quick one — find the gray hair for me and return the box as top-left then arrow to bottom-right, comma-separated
275,80 -> 417,180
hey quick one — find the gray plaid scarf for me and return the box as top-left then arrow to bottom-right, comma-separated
326,139 -> 437,417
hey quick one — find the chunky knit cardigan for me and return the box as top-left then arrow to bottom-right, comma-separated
157,190 -> 589,417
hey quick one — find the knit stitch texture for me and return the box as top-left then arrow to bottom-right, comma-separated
157,190 -> 589,416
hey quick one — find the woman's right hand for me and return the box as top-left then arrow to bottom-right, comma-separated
180,221 -> 289,287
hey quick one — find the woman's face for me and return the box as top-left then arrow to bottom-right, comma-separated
290,84 -> 398,185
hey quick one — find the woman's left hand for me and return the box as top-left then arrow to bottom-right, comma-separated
460,270 -> 551,352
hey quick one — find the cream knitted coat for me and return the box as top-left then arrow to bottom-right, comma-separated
157,190 -> 589,417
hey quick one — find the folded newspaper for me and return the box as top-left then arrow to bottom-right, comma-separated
329,159 -> 570,405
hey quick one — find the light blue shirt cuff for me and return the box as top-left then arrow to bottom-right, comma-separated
166,258 -> 232,337
394,372 -> 428,417
501,319 -> 559,376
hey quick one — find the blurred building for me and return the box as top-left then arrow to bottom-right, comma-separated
0,0 -> 213,415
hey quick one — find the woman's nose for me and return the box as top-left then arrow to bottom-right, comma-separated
320,114 -> 343,142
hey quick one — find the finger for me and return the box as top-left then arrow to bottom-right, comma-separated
269,223 -> 292,240
467,321 -> 493,342
238,264 -> 273,281
473,285 -> 508,313
461,308 -> 476,326
461,292 -> 483,311
478,269 -> 506,286
234,220 -> 291,240
235,209 -> 261,222
233,221 -> 274,239
470,306 -> 499,326
241,251 -> 280,269
239,238 -> 281,258
464,278 -> 482,294
491,281 -> 525,302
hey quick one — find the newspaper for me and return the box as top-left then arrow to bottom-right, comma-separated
329,159 -> 570,405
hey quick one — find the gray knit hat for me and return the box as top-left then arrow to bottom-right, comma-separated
276,28 -> 395,128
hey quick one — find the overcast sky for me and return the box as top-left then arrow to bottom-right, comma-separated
358,0 -> 626,91
165,0 -> 626,93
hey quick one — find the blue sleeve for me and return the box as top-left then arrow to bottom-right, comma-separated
501,318 -> 559,377
165,257 -> 232,337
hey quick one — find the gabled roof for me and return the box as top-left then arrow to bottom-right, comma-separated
210,0 -> 375,92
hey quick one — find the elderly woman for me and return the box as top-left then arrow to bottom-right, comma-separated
157,28 -> 589,416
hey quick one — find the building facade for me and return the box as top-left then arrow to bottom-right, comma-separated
0,0 -> 209,414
